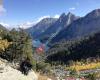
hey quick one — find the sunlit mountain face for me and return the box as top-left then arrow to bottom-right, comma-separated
50,9 -> 100,44
26,9 -> 100,47
26,18 -> 57,39
2,9 -> 100,51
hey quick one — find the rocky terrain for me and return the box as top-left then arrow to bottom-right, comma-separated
0,58 -> 38,80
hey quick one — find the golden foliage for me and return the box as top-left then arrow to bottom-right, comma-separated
0,39 -> 12,52
67,62 -> 100,71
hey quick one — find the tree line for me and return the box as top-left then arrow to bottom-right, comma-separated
0,28 -> 36,69
46,32 -> 100,65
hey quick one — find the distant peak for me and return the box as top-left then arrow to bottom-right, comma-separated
94,9 -> 100,16
94,9 -> 100,12
40,17 -> 56,22
85,9 -> 100,18
67,12 -> 75,17
41,18 -> 52,21
67,12 -> 73,15
60,13 -> 66,18
91,9 -> 100,15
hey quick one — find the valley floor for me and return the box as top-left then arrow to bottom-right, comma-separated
0,58 -> 100,80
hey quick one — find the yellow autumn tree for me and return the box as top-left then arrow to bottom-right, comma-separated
0,39 -> 12,52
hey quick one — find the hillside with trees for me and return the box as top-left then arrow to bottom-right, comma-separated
0,27 -> 36,70
46,32 -> 100,64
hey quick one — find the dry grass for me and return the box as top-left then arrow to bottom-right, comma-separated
68,62 -> 100,71
38,74 -> 49,80
37,73 -> 56,80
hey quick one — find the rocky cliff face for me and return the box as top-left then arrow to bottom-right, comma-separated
26,18 -> 57,39
50,9 -> 100,43
39,12 -> 78,43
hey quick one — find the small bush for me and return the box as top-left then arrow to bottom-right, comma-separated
36,62 -> 51,74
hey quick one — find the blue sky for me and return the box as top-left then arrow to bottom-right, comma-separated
0,0 -> 100,28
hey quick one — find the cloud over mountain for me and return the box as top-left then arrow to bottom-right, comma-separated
69,7 -> 76,10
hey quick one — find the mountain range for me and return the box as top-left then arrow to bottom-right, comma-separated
51,9 -> 100,44
1,9 -> 100,46
26,12 -> 79,44
26,9 -> 100,45
38,12 -> 79,43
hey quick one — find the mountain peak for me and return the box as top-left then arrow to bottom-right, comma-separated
36,18 -> 57,26
66,12 -> 76,18
66,12 -> 79,25
67,12 -> 74,16
85,9 -> 100,18
93,9 -> 100,14
57,12 -> 76,20
41,17 -> 56,22
59,13 -> 66,18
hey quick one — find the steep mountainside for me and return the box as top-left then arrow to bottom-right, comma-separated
0,24 -> 7,31
39,13 -> 79,43
50,9 -> 100,44
26,18 -> 57,39
0,24 -> 8,39
46,32 -> 100,63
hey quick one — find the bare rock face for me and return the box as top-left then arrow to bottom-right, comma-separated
51,9 -> 100,43
26,18 -> 57,39
0,59 -> 38,80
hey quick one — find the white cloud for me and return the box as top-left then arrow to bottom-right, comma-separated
36,15 -> 50,22
19,15 -> 60,29
0,22 -> 13,30
36,15 -> 60,23
19,21 -> 35,29
53,14 -> 60,18
0,22 -> 9,27
0,14 -> 60,29
69,7 -> 76,10
19,16 -> 51,29
0,5 -> 6,16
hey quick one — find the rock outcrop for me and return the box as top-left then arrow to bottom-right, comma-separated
0,59 -> 38,80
